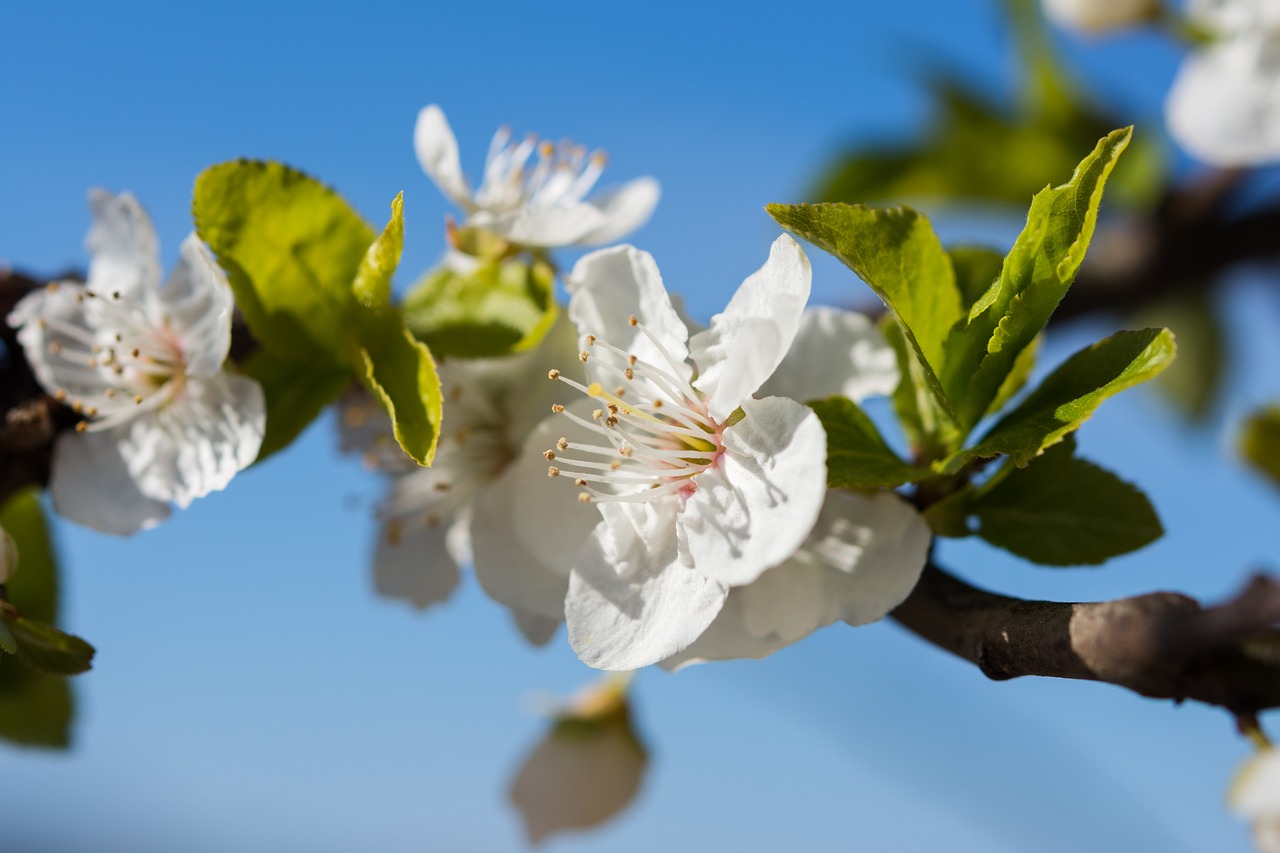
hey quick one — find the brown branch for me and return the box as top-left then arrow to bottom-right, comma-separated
892,564 -> 1280,716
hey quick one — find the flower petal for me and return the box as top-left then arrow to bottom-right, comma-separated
679,395 -> 827,587
7,282 -> 117,404
567,245 -> 690,378
414,104 -> 474,211
161,234 -> 234,376
512,608 -> 561,647
689,235 -> 811,422
49,430 -> 170,535
756,306 -> 899,403
470,204 -> 606,249
372,515 -> 462,610
119,373 -> 265,507
567,499 -> 728,670
86,189 -> 162,299
471,406 -> 602,621
574,177 -> 661,245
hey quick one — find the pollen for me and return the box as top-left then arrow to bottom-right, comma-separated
547,466 -> 561,478
556,437 -> 569,451
547,369 -> 561,380
578,351 -> 590,363
552,404 -> 565,413
543,450 -> 556,461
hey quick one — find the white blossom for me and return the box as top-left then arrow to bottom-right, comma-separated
1231,747 -> 1280,853
1041,0 -> 1159,33
7,191 -> 265,535
414,105 -> 660,250
1166,0 -> 1280,166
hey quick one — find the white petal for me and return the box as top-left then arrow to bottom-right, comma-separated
567,245 -> 690,377
689,235 -> 811,422
567,499 -> 728,670
119,373 -> 265,507
469,203 -> 606,248
512,608 -> 561,646
161,234 -> 234,376
414,105 -> 474,211
86,189 -> 162,299
679,395 -> 827,587
1232,748 -> 1280,843
1166,37 -> 1280,166
7,283 -> 115,403
471,407 -> 601,621
574,177 -> 661,245
756,306 -> 899,403
372,515 -> 462,610
49,430 -> 170,535
1041,0 -> 1157,32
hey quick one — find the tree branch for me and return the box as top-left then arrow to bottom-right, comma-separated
892,564 -> 1280,716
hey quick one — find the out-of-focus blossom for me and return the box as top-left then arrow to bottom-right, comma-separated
1230,746 -> 1280,852
7,191 -> 264,535
414,104 -> 660,250
1041,0 -> 1159,33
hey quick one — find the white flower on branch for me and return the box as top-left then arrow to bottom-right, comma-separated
340,316 -> 590,644
1041,0 -> 1159,33
1231,747 -> 1280,853
1166,0 -> 1280,166
7,191 -> 264,535
414,104 -> 660,250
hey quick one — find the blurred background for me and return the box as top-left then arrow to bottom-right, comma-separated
2,0 -> 1278,849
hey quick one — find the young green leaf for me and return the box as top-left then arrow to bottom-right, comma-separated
1134,290 -> 1224,421
807,397 -> 930,489
767,203 -> 961,430
953,327 -> 1175,468
941,128 -> 1133,430
349,197 -> 443,466
193,160 -> 374,359
403,258 -> 558,359
948,245 -> 1005,308
1241,405 -> 1280,489
8,618 -> 95,676
0,489 -> 57,624
968,441 -> 1163,565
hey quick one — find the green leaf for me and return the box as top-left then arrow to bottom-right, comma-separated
349,199 -> 443,466
940,128 -> 1133,430
948,246 -> 1005,309
968,440 -> 1163,565
952,327 -> 1175,469
0,621 -> 15,655
353,192 -> 403,309
0,489 -> 75,748
880,318 -> 925,453
240,348 -> 352,461
1241,405 -> 1280,489
807,397 -> 930,489
8,618 -> 95,676
403,258 -> 558,359
193,160 -> 374,360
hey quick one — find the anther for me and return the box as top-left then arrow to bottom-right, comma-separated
85,406 -> 98,417
578,351 -> 590,363
72,402 -> 84,414
53,390 -> 67,402
609,459 -> 622,470
628,315 -> 638,327
133,394 -> 143,405
556,437 -> 569,451
547,466 -> 561,478
48,341 -> 62,354
585,334 -> 596,346
620,446 -> 634,458
574,478 -> 587,487
547,369 -> 561,380
433,482 -> 452,492
614,386 -> 626,397
578,493 -> 591,504
605,416 -> 618,428
624,368 -> 634,380
592,409 -> 604,420
543,450 -> 556,461
75,421 -> 87,433
552,404 -> 565,413
111,291 -> 121,300
653,399 -> 664,408
130,348 -> 140,358
628,355 -> 637,366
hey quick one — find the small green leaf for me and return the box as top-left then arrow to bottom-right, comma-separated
356,313 -> 443,466
9,618 -> 95,676
951,327 -> 1175,469
403,258 -> 558,359
769,204 -> 960,385
1134,290 -> 1224,421
988,333 -> 1041,416
941,128 -> 1133,430
968,441 -> 1163,565
193,160 -> 374,359
0,489 -> 57,624
352,192 -> 404,309
1241,405 -> 1280,489
880,318 -> 925,453
0,621 -> 15,655
807,397 -> 930,489
241,348 -> 352,461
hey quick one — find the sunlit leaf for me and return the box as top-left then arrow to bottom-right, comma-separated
1241,405 -> 1280,489
808,397 -> 930,488
240,348 -> 352,462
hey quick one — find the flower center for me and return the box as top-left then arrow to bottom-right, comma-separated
475,128 -> 606,213
36,283 -> 186,433
544,316 -> 723,505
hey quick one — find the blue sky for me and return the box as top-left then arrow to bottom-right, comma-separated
2,1 -> 1276,850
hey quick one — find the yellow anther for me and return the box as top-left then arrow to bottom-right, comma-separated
585,334 -> 596,346
547,466 -> 561,478
628,315 -> 638,326
53,390 -> 67,402
620,446 -> 634,457
578,493 -> 591,504
624,368 -> 634,380
547,369 -> 561,380
543,450 -> 556,461
552,404 -> 565,413
433,482 -> 452,492
574,478 -> 587,487
609,459 -> 621,470
605,416 -> 618,428
556,437 -> 569,451
130,348 -> 140,358
578,351 -> 590,363
75,421 -> 87,433
592,409 -> 604,420
133,394 -> 144,405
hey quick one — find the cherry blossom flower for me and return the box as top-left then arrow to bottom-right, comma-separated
1230,747 -> 1280,853
7,191 -> 264,535
1041,0 -> 1158,33
1166,0 -> 1280,166
414,104 -> 660,250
